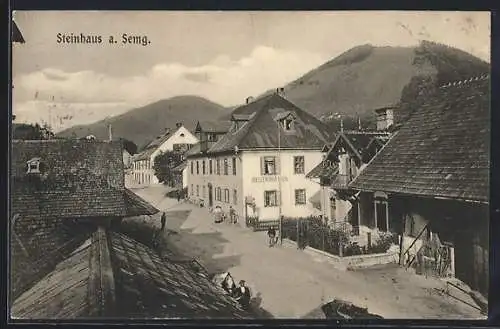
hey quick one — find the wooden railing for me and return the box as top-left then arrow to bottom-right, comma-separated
402,222 -> 428,268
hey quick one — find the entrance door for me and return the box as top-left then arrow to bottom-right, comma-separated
375,201 -> 388,231
208,184 -> 213,207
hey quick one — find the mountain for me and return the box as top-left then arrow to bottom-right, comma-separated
59,41 -> 489,145
57,96 -> 230,149
245,41 -> 490,129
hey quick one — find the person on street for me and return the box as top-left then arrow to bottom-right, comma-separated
229,206 -> 237,224
177,190 -> 181,202
267,226 -> 277,247
234,280 -> 251,310
160,212 -> 167,231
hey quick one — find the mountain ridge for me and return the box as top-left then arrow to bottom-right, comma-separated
58,41 -> 490,147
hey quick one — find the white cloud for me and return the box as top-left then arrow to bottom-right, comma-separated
13,45 -> 326,131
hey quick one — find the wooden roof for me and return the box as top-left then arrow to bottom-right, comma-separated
207,94 -> 335,154
12,227 -> 251,319
349,75 -> 490,203
195,121 -> 232,133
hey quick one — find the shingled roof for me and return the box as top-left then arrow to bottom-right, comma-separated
11,140 -> 127,219
349,75 -> 490,203
12,227 -> 252,319
306,131 -> 390,180
206,93 -> 335,154
195,120 -> 232,133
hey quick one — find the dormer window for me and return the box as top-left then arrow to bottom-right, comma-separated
207,133 -> 218,142
283,118 -> 294,131
26,157 -> 41,174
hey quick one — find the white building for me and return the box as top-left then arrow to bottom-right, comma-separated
131,123 -> 198,185
185,92 -> 335,222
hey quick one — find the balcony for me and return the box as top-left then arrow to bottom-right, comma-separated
331,174 -> 353,189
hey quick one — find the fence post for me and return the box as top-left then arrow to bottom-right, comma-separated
296,219 -> 300,249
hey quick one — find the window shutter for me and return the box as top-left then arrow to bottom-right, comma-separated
275,156 -> 281,175
260,157 -> 265,175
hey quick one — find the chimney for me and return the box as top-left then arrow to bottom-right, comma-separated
246,96 -> 254,104
375,107 -> 394,131
176,122 -> 182,128
276,87 -> 285,98
108,124 -> 113,141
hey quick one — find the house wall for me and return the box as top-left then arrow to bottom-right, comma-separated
357,193 -> 489,295
241,149 -> 323,221
186,154 -> 244,218
151,126 -> 199,159
131,126 -> 199,186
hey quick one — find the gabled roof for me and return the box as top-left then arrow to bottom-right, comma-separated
12,227 -> 252,319
349,75 -> 490,203
305,131 -> 390,180
11,139 -> 127,219
124,188 -> 160,216
195,121 -> 232,133
11,140 -> 158,220
306,160 -> 339,179
133,147 -> 157,161
207,94 -> 335,154
12,21 -> 25,43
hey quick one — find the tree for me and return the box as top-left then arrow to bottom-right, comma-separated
152,150 -> 183,186
120,138 -> 138,155
13,123 -> 55,140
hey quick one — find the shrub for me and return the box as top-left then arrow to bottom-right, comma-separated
246,216 -> 259,228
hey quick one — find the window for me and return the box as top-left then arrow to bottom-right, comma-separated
196,161 -> 200,175
224,189 -> 230,203
232,157 -> 237,175
26,158 -> 41,174
202,160 -> 206,175
294,156 -> 305,174
203,185 -> 206,198
207,133 -> 217,142
295,189 -> 306,205
261,156 -> 278,175
216,159 -> 221,175
191,161 -> 194,174
191,184 -> 193,195
216,187 -> 221,201
264,190 -> 279,207
223,158 -> 229,175
233,189 -> 238,205
173,143 -> 189,153
209,160 -> 213,174
196,185 -> 199,197
284,119 -> 294,130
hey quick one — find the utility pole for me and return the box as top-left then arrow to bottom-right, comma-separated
277,118 -> 283,245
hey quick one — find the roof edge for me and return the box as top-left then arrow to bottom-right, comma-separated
88,226 -> 116,317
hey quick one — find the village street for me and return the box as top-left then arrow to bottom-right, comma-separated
131,185 -> 485,320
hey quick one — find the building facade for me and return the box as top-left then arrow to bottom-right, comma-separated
349,75 -> 490,296
186,92 -> 335,223
130,123 -> 198,185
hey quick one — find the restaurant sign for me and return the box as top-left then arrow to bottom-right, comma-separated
251,176 -> 288,183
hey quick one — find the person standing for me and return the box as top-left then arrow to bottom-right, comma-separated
234,280 -> 251,310
160,212 -> 167,231
267,226 -> 277,247
229,206 -> 237,224
177,190 -> 181,202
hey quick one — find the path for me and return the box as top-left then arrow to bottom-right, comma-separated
132,185 -> 485,319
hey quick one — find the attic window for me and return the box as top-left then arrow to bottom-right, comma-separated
281,117 -> 295,131
26,158 -> 41,174
180,133 -> 185,137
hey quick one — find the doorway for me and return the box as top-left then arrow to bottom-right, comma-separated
208,183 -> 213,207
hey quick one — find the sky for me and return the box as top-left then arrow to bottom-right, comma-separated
12,11 -> 490,132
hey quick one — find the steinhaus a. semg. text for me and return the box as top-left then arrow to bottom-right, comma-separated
56,33 -> 150,46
